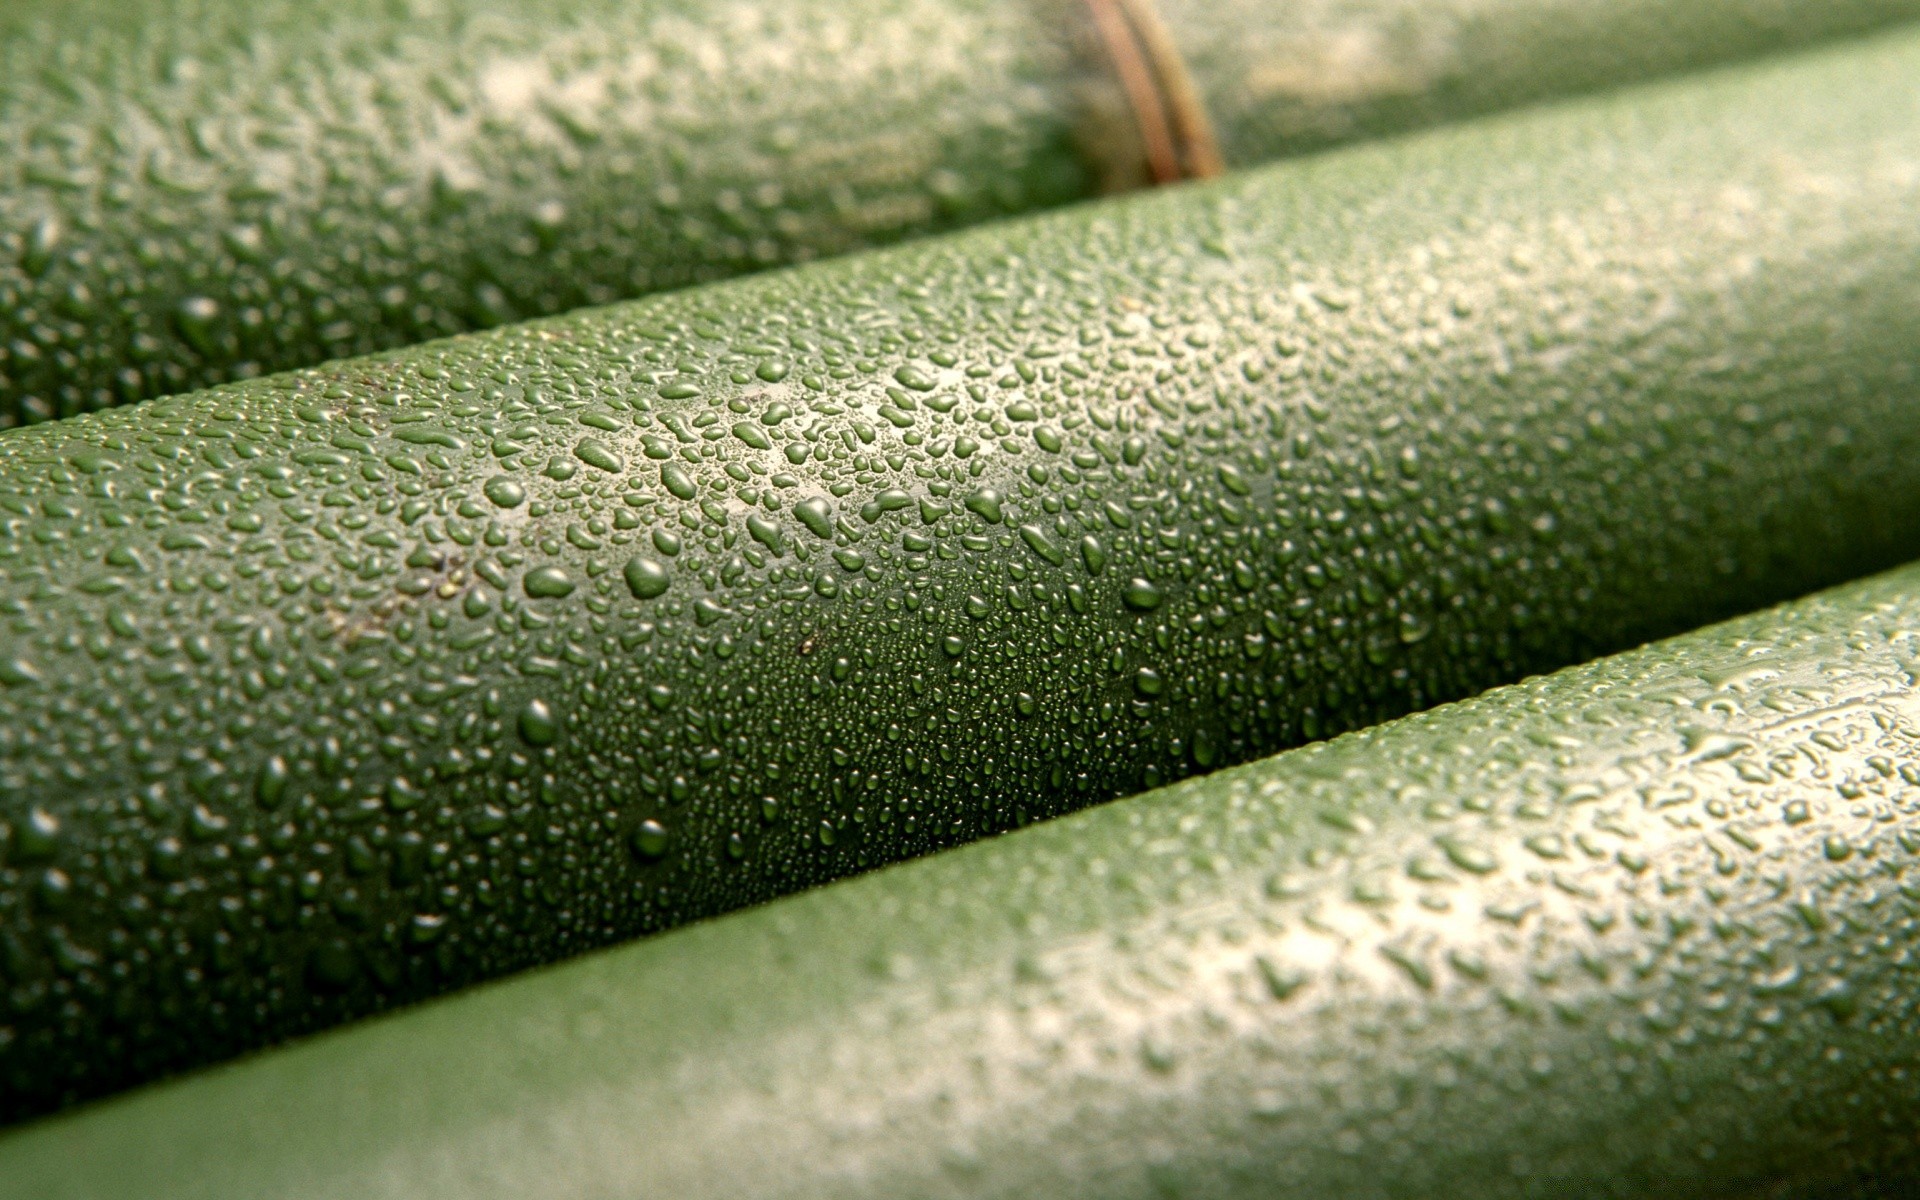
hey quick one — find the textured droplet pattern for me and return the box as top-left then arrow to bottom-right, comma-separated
1,31 -> 1919,1123
5,0 -> 1918,428
638,561 -> 1920,1200
0,0 -> 1099,428
16,493 -> 1920,1200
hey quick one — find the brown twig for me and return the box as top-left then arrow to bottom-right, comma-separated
1081,0 -> 1224,184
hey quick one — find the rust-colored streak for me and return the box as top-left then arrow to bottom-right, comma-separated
1116,0 -> 1224,179
1082,0 -> 1224,183
1083,0 -> 1184,184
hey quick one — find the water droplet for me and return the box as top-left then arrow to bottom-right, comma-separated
254,756 -> 290,809
386,776 -> 423,811
662,463 -> 697,499
13,808 -> 61,862
623,556 -> 671,599
1813,975 -> 1859,1020
1122,578 -> 1164,611
964,489 -> 1005,525
1436,835 -> 1499,874
631,819 -> 671,860
1018,524 -> 1064,566
1192,726 -> 1219,767
484,477 -> 526,508
860,489 -> 911,523
518,699 -> 560,746
1397,610 -> 1431,645
794,498 -> 834,539
21,215 -> 59,277
149,837 -> 187,882
1079,536 -> 1107,576
1140,1032 -> 1178,1073
746,514 -> 786,556
893,364 -> 937,392
174,296 -> 222,357
1255,955 -> 1308,1001
524,567 -> 575,598
36,868 -> 72,912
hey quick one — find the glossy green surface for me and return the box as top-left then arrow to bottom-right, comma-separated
5,30 -> 1920,1120
5,0 -> 1919,426
1164,0 -> 1920,163
15,554 -> 1920,1199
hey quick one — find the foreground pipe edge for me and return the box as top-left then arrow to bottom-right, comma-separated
4,29 -> 1920,1119
5,0 -> 1920,425
14,553 -> 1920,1198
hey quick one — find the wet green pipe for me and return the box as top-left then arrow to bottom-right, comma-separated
2,29 -> 1920,1120
12,534 -> 1920,1198
3,0 -> 1919,425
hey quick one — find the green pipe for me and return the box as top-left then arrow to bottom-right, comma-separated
12,531 -> 1920,1199
3,28 -> 1920,1121
3,0 -> 1918,425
